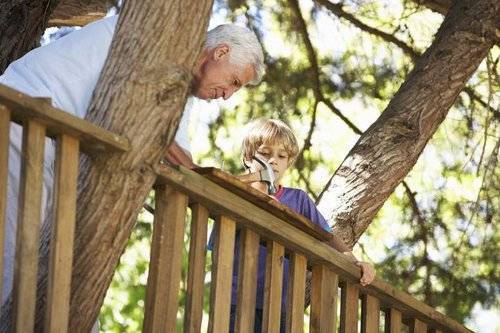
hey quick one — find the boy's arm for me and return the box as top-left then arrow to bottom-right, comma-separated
326,234 -> 375,286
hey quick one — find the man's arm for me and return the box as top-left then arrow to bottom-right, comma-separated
164,141 -> 196,169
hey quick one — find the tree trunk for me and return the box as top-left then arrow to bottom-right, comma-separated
67,1 -> 214,330
48,0 -> 109,27
0,1 -> 61,73
0,1 -> 215,331
317,0 -> 499,248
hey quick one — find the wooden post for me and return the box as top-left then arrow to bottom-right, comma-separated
235,228 -> 260,333
45,134 -> 80,333
208,215 -> 236,333
340,281 -> 359,333
0,105 -> 10,301
12,120 -> 46,333
262,241 -> 285,332
410,318 -> 428,333
285,253 -> 307,333
143,187 -> 188,333
361,294 -> 380,333
310,265 -> 338,333
184,203 -> 209,333
385,308 -> 402,333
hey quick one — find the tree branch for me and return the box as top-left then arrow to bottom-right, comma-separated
315,0 -> 498,126
315,0 -> 420,61
288,0 -> 362,135
317,0 -> 499,247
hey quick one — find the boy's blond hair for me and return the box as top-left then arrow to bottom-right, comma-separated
242,118 -> 299,166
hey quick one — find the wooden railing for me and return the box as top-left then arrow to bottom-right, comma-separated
0,84 -> 129,332
149,165 -> 473,333
0,84 -> 473,332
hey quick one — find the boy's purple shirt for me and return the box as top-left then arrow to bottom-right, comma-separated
208,186 -> 332,311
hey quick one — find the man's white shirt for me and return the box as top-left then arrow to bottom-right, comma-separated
0,15 -> 192,303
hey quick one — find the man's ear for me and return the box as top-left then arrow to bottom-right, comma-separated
213,44 -> 230,61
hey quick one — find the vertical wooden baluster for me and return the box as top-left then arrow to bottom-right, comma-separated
285,253 -> 307,333
184,203 -> 209,333
262,241 -> 285,332
361,294 -> 380,333
310,264 -> 338,333
45,134 -> 79,333
0,106 -> 10,301
235,228 -> 260,333
208,215 -> 236,333
385,308 -> 402,333
143,186 -> 188,333
12,120 -> 46,333
410,318 -> 427,333
340,281 -> 359,333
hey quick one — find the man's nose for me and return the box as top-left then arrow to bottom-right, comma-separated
223,87 -> 237,100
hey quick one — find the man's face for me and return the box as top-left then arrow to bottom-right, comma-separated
192,45 -> 256,101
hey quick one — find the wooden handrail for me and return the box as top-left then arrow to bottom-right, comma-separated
155,164 -> 473,333
0,84 -> 130,154
0,86 -> 130,332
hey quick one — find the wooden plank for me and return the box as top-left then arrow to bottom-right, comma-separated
361,294 -> 380,333
45,134 -> 79,333
196,167 -> 332,242
235,228 -> 260,333
155,165 -> 474,333
0,84 -> 130,154
285,252 -> 307,333
184,203 -> 209,333
12,120 -> 46,333
310,264 -> 338,333
0,106 -> 10,301
262,241 -> 285,332
385,308 -> 402,333
410,319 -> 428,333
340,282 -> 359,333
143,187 -> 188,333
208,215 -> 236,333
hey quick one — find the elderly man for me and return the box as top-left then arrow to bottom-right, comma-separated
0,15 -> 264,304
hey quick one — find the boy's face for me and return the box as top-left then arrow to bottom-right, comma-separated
246,142 -> 290,185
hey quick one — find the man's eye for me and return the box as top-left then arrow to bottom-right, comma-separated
280,155 -> 288,159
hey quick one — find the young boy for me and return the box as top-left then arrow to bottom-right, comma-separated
209,118 -> 375,332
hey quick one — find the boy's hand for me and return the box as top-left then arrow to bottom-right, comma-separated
355,261 -> 375,286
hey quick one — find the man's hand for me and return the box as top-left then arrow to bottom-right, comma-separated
164,141 -> 197,169
356,261 -> 375,286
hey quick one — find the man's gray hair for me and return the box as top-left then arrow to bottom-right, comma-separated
205,24 -> 265,85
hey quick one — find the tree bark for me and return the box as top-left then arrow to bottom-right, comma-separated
66,1 -> 214,330
0,1 -> 61,73
317,0 -> 499,248
48,0 -> 109,27
0,0 -> 213,331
